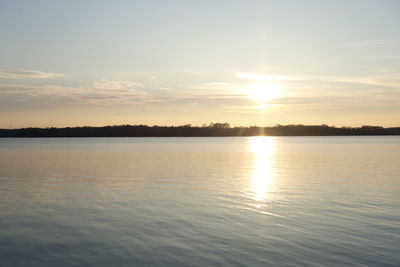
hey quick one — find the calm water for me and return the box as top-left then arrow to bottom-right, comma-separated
0,137 -> 399,266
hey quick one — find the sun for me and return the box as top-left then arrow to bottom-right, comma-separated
244,82 -> 280,103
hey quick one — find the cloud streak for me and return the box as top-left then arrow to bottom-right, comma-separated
238,73 -> 295,81
92,78 -> 142,90
0,82 -> 148,105
1,70 -> 399,108
0,69 -> 64,79
237,72 -> 400,88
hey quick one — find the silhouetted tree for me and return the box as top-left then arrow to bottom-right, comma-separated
0,124 -> 398,137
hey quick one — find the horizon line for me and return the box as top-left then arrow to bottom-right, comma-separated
2,123 -> 399,130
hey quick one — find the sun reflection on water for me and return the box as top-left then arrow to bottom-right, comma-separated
248,136 -> 276,201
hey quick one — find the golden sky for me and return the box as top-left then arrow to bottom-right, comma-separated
1,1 -> 400,128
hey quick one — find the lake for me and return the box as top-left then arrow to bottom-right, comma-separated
0,137 -> 399,266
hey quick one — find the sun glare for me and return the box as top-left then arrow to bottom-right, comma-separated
244,82 -> 280,103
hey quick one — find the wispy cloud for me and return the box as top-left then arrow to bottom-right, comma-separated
197,82 -> 236,91
238,72 -> 295,81
343,40 -> 400,48
92,78 -> 142,90
237,71 -> 400,88
0,69 -> 63,79
0,82 -> 149,105
296,73 -> 400,88
1,70 -> 399,108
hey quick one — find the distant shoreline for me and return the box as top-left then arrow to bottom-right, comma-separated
1,124 -> 399,137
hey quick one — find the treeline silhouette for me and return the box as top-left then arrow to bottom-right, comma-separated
1,124 -> 399,137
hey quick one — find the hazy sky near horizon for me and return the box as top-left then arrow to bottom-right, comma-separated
1,0 -> 400,128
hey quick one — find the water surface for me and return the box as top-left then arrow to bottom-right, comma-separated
0,137 -> 399,266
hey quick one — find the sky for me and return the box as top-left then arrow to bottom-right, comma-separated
1,0 -> 400,128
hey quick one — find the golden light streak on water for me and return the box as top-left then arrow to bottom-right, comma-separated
248,136 -> 276,201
